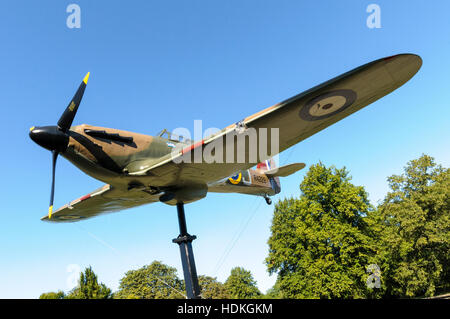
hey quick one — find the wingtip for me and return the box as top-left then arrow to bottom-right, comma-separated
83,72 -> 90,84
384,53 -> 421,60
382,53 -> 422,84
41,214 -> 50,222
384,53 -> 422,67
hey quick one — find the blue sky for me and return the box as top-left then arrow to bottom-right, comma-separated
0,1 -> 449,298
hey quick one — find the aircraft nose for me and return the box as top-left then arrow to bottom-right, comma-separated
29,125 -> 69,152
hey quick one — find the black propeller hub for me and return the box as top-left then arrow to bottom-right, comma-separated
29,125 -> 69,152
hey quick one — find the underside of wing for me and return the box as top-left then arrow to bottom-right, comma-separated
41,184 -> 161,222
133,54 -> 422,189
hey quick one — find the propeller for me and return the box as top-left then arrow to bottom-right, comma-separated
49,150 -> 58,218
29,72 -> 90,218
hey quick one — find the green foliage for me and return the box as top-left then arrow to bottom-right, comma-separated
266,163 -> 376,298
198,275 -> 231,299
371,154 -> 450,297
114,261 -> 185,299
39,290 -> 65,299
224,267 -> 261,299
66,266 -> 112,299
263,281 -> 282,299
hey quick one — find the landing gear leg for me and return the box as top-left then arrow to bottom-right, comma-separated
264,195 -> 272,205
172,202 -> 201,299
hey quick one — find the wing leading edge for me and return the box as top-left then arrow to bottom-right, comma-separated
41,184 -> 161,222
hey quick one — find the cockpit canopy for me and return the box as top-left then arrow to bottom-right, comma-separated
156,129 -> 192,144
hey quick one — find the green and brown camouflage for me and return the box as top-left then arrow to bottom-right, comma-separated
29,54 -> 422,222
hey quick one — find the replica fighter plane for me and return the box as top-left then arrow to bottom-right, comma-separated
29,54 -> 422,222
29,53 -> 422,299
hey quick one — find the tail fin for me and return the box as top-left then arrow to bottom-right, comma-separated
257,158 -> 281,194
264,160 -> 306,196
256,159 -> 305,195
256,158 -> 277,171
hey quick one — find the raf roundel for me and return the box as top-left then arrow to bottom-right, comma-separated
299,89 -> 357,121
228,172 -> 242,185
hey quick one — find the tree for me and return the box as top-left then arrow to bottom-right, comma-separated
372,154 -> 449,297
263,281 -> 282,299
66,266 -> 112,299
224,267 -> 261,299
198,275 -> 231,299
266,163 -> 376,298
114,261 -> 185,299
39,290 -> 65,299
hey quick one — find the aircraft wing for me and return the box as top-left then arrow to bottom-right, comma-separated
131,54 -> 422,186
41,184 -> 161,222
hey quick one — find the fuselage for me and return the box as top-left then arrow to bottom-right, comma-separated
61,124 -> 278,199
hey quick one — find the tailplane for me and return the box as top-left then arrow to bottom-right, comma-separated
264,162 -> 306,178
256,159 -> 306,205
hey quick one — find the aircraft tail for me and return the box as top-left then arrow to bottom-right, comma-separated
257,159 -> 306,195
256,158 -> 281,195
256,158 -> 277,171
264,162 -> 306,178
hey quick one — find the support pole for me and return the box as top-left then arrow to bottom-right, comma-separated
172,202 -> 201,299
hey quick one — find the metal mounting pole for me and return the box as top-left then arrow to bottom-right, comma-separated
172,202 -> 201,299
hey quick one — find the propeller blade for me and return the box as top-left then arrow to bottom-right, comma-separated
57,72 -> 90,132
49,150 -> 58,219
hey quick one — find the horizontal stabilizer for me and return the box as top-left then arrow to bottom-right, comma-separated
265,163 -> 306,178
